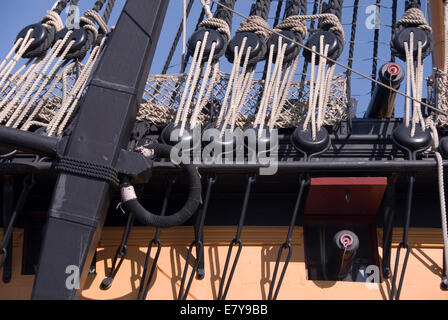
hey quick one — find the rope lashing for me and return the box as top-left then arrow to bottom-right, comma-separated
62,9 -> 109,60
46,37 -> 108,136
18,6 -> 66,59
304,0 -> 345,61
186,0 -> 232,63
217,37 -> 254,135
253,36 -> 299,137
0,0 -> 114,136
302,35 -> 336,140
175,0 -> 234,137
403,32 -> 425,137
199,0 -> 231,41
217,1 -> 274,134
0,31 -> 76,127
253,11 -> 344,138
391,7 -> 432,61
238,15 -> 272,40
209,0 -> 446,118
174,32 -> 220,137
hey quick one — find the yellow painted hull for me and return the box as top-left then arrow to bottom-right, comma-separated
1,226 -> 446,300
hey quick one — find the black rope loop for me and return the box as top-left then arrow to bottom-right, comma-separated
55,156 -> 120,188
122,143 -> 202,228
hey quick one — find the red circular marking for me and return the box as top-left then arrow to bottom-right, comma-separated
340,234 -> 353,247
387,63 -> 400,76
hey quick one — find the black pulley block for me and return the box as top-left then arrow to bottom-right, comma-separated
244,125 -> 279,156
187,28 -> 227,61
266,30 -> 302,65
393,27 -> 430,61
291,124 -> 330,155
203,122 -> 242,155
161,123 -> 200,153
15,24 -> 48,53
226,32 -> 266,66
439,137 -> 448,159
303,30 -> 339,63
54,28 -> 88,55
392,123 -> 432,153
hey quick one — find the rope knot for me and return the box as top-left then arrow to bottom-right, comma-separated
43,10 -> 64,33
237,15 -> 272,40
396,7 -> 432,32
317,13 -> 345,42
273,15 -> 307,40
84,9 -> 109,34
199,17 -> 231,41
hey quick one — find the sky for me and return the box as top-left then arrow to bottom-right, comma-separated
0,0 -> 435,117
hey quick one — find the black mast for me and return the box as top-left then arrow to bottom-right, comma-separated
31,0 -> 169,299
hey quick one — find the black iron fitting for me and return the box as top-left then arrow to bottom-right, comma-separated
0,125 -> 154,187
187,28 -> 228,62
389,123 -> 433,300
266,30 -> 303,66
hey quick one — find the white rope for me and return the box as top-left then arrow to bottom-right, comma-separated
0,29 -> 35,89
53,38 -> 108,136
253,39 -> 288,137
237,15 -> 271,40
43,10 -> 65,33
200,0 -> 213,19
228,49 -> 254,134
20,62 -> 76,131
425,120 -> 448,280
301,35 -> 333,140
173,40 -> 201,126
179,32 -> 208,136
273,13 -> 345,43
1,31 -> 74,126
435,151 -> 448,280
403,32 -> 426,137
218,37 -> 255,135
269,55 -> 299,129
189,41 -> 218,128
8,40 -> 75,128
215,41 -> 245,129
84,10 -> 109,35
